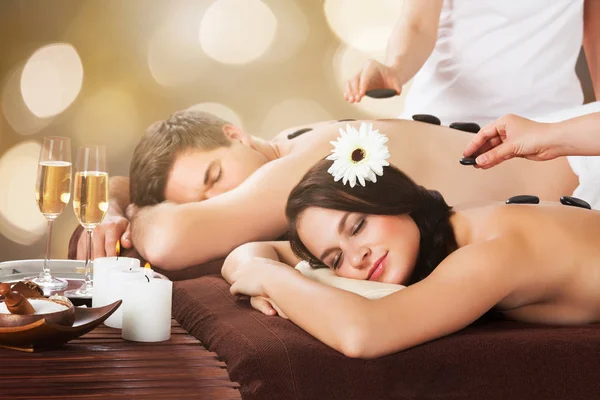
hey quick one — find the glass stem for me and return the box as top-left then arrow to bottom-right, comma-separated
84,228 -> 93,289
42,219 -> 54,276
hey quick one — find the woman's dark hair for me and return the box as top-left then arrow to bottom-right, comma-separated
285,159 -> 458,285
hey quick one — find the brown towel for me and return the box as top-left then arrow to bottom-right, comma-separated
174,275 -> 600,400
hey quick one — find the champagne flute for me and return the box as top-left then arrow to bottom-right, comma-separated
65,145 -> 108,298
30,137 -> 72,292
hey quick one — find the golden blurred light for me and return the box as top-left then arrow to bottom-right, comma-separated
187,103 -> 243,128
0,141 -> 47,245
3,65 -> 53,136
324,0 -> 403,52
260,98 -> 332,136
72,88 -> 140,158
199,0 -> 277,64
147,5 -> 211,87
262,1 -> 309,63
332,44 -> 412,118
20,43 -> 84,118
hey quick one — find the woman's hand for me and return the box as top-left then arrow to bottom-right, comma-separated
250,296 -> 289,319
229,257 -> 294,317
229,257 -> 284,297
462,114 -> 558,169
344,60 -> 403,103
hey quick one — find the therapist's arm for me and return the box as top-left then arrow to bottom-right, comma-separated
344,0 -> 443,102
463,113 -> 600,169
547,112 -> 600,156
584,0 -> 600,100
384,0 -> 444,82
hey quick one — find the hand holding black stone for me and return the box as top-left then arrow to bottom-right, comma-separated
364,89 -> 398,99
412,114 -> 441,125
560,196 -> 591,209
459,157 -> 477,166
449,122 -> 481,134
506,195 -> 540,204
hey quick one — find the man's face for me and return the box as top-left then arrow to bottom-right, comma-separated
164,142 -> 268,203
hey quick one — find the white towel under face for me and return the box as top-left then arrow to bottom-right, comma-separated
533,101 -> 600,210
295,261 -> 404,300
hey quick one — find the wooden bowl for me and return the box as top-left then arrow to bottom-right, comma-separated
0,297 -> 75,328
0,300 -> 122,352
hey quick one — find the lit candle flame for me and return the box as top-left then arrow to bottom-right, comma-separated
144,262 -> 151,269
115,240 -> 121,257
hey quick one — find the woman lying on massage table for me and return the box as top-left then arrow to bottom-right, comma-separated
222,124 -> 600,359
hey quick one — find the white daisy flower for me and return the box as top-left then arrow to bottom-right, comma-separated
326,122 -> 390,187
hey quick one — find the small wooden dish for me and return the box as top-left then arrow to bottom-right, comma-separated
0,300 -> 121,352
0,297 -> 75,328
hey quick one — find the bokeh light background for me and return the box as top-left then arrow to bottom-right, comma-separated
0,0 -> 595,262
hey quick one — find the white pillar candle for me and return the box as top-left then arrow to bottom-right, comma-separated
92,257 -> 141,308
104,268 -> 146,329
121,278 -> 173,342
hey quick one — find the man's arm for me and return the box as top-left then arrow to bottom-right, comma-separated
78,176 -> 132,259
584,0 -> 600,100
131,141 -> 331,270
107,176 -> 130,215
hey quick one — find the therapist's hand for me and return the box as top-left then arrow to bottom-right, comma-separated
344,60 -> 403,103
462,114 -> 559,169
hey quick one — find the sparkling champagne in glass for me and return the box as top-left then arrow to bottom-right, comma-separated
29,137 -> 72,292
65,146 -> 108,298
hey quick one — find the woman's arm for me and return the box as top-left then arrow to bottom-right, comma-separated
235,236 -> 525,358
584,0 -> 600,100
222,241 -> 299,284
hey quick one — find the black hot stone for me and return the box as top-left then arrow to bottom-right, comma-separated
335,119 -> 357,123
287,127 -> 313,140
412,114 -> 441,125
506,195 -> 540,205
560,196 -> 591,210
365,88 -> 398,99
449,122 -> 481,134
459,157 -> 477,166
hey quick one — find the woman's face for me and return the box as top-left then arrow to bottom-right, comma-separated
296,207 -> 421,285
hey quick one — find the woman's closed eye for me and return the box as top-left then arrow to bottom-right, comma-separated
332,217 -> 366,269
332,252 -> 342,270
352,218 -> 365,235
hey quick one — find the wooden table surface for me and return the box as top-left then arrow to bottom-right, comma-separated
0,320 -> 242,399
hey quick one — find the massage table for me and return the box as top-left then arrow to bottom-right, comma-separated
65,101 -> 600,399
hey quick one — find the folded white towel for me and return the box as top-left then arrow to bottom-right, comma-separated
295,261 -> 404,299
533,101 -> 600,210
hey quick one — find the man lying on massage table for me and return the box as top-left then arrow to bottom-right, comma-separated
76,108 -> 579,270
222,135 -> 600,358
